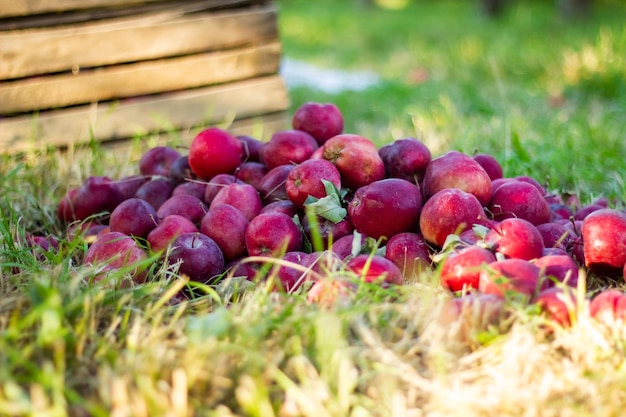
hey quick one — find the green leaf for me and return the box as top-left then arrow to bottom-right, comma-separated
303,180 -> 347,223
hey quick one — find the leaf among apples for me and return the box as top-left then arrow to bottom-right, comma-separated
303,180 -> 348,223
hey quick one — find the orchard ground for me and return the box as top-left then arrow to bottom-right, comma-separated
1,0 -> 626,416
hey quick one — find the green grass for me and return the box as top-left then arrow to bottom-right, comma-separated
1,0 -> 626,415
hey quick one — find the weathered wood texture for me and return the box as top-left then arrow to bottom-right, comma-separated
0,75 -> 289,152
1,5 -> 278,79
0,1 -> 289,153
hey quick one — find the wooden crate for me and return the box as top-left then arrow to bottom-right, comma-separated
0,0 -> 290,153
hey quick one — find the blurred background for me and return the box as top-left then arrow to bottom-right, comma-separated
276,0 -> 626,199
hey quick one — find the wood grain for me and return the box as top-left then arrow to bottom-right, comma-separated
0,75 -> 289,152
0,41 -> 282,114
1,5 -> 277,79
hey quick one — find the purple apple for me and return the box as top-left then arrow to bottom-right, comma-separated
169,155 -> 196,185
109,198 -> 158,239
302,215 -> 354,249
188,127 -> 243,180
167,232 -> 225,284
139,146 -> 181,177
172,181 -> 206,201
115,175 -> 150,200
237,135 -> 264,163
419,188 -> 487,248
200,204 -> 249,261
258,164 -> 295,203
135,177 -> 176,210
260,200 -> 299,218
292,102 -> 344,145
422,150 -> 492,206
67,176 -> 126,223
235,161 -> 268,190
245,212 -> 303,256
348,178 -> 422,241
378,138 -> 431,184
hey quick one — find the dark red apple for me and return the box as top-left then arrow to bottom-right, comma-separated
473,153 -> 503,180
203,173 -> 241,205
167,232 -> 225,284
109,198 -> 158,239
235,161 -> 268,190
347,254 -> 404,285
533,254 -> 579,288
116,175 -> 150,200
200,204 -> 249,262
147,214 -> 198,254
135,177 -> 176,210
515,175 -> 547,196
484,218 -> 544,260
169,155 -> 196,185
422,150 -> 492,206
302,215 -> 354,249
188,127 -> 243,180
261,129 -> 318,170
156,194 -> 208,226
533,287 -> 577,327
478,258 -> 541,298
581,208 -> 626,277
258,164 -> 295,203
172,181 -> 207,201
536,222 -> 575,250
245,212 -> 303,256
439,245 -> 497,292
265,251 -> 309,292
68,176 -> 126,223
209,182 -> 263,222
237,135 -> 264,163
419,188 -> 487,248
260,200 -> 299,218
83,231 -> 148,283
292,102 -> 344,145
139,146 -> 181,177
384,232 -> 432,279
286,159 -> 342,209
488,180 -> 551,225
378,138 -> 431,184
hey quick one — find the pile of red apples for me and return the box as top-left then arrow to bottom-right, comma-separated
38,102 -> 626,327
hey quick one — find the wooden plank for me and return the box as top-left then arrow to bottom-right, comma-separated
0,0 -> 262,20
1,5 -> 277,79
0,41 -> 281,114
0,75 -> 290,152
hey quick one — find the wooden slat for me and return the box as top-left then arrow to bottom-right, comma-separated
0,0 -> 262,20
1,5 -> 277,79
0,41 -> 281,114
0,75 -> 290,153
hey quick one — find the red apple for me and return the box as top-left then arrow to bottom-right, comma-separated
261,129 -> 318,170
348,178 -> 423,241
200,204 -> 249,262
147,214 -> 198,254
109,198 -> 158,239
581,208 -> 626,277
209,182 -> 262,222
419,188 -> 487,248
83,232 -> 148,283
384,232 -> 432,279
167,232 -> 225,284
188,127 -> 243,180
473,153 -> 503,180
319,134 -> 385,190
346,254 -> 404,286
533,286 -> 577,327
292,102 -> 344,145
488,180 -> 551,225
478,258 -> 541,298
378,138 -> 431,184
533,254 -> 579,288
139,146 -> 181,177
590,289 -> 626,324
484,218 -> 544,260
439,245 -> 497,292
286,158 -> 342,209
245,212 -> 303,256
422,150 -> 492,205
